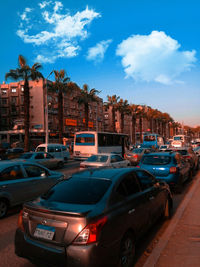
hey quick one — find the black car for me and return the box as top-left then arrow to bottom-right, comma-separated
15,168 -> 173,267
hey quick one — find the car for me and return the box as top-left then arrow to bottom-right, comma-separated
138,152 -> 192,193
168,147 -> 199,174
80,153 -> 130,169
6,148 -> 24,159
36,143 -> 70,162
194,146 -> 200,160
0,161 -> 64,218
16,152 -> 64,169
159,144 -> 170,151
15,167 -> 173,267
124,147 -> 153,166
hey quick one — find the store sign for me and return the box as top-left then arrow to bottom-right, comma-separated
65,119 -> 77,126
83,119 -> 93,128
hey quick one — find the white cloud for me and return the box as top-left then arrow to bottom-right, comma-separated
17,2 -> 101,63
116,31 -> 197,84
86,39 -> 112,62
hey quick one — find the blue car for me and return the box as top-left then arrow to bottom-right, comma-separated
138,152 -> 192,193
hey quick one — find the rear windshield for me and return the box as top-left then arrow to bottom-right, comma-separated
36,146 -> 45,152
142,155 -> 171,165
87,155 -> 108,162
132,148 -> 143,153
75,134 -> 95,146
20,153 -> 32,159
144,135 -> 156,141
174,136 -> 183,141
42,177 -> 111,204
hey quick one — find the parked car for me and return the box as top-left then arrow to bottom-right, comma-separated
124,147 -> 153,166
159,144 -> 170,151
15,167 -> 173,267
138,152 -> 191,193
16,152 -> 64,169
80,153 -> 130,169
169,147 -> 199,173
0,161 -> 64,218
194,146 -> 200,161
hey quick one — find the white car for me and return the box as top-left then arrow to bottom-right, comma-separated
80,153 -> 130,169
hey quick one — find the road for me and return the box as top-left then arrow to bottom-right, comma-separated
0,161 -> 198,267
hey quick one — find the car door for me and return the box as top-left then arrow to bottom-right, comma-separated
108,172 -> 151,239
23,164 -> 60,198
135,169 -> 165,222
0,164 -> 33,206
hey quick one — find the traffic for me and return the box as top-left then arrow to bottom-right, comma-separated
0,131 -> 200,267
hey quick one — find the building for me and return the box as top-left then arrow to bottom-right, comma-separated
0,79 -> 104,148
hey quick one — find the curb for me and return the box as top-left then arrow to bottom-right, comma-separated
143,173 -> 200,267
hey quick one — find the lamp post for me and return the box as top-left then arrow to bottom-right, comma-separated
45,73 -> 52,144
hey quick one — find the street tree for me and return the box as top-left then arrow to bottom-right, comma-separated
104,95 -> 120,132
5,55 -> 43,152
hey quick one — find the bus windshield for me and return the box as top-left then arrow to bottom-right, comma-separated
75,134 -> 95,146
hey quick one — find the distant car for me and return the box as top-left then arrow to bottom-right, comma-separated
159,144 -> 170,151
0,161 -> 64,218
138,152 -> 192,193
124,148 -> 153,166
15,167 -> 173,267
170,147 -> 199,173
80,153 -> 130,169
16,152 -> 64,169
194,146 -> 200,159
6,148 -> 24,159
36,143 -> 70,162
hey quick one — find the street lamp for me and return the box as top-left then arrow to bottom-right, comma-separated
45,73 -> 52,144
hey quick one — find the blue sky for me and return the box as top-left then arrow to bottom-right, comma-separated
1,0 -> 200,127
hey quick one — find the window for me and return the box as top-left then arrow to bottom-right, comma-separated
11,88 -> 17,93
144,135 -> 156,141
135,170 -> 156,190
87,155 -> 108,163
75,134 -> 95,146
1,98 -> 8,105
24,164 -> 48,177
11,97 -> 17,104
2,89 -> 7,95
42,177 -> 111,204
1,108 -> 8,115
142,155 -> 171,165
55,147 -> 61,152
0,165 -> 24,181
35,153 -> 44,159
111,155 -> 123,163
116,173 -> 141,197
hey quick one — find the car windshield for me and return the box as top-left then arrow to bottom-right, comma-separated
42,177 -> 112,204
86,155 -> 108,162
174,136 -> 183,141
19,153 -> 33,159
36,147 -> 45,152
132,148 -> 143,153
144,135 -> 156,141
142,155 -> 171,165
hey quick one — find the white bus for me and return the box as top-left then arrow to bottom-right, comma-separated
73,131 -> 129,160
171,135 -> 190,148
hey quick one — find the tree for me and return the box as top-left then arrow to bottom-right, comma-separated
129,104 -> 141,145
5,55 -> 43,152
76,84 -> 100,130
117,99 -> 130,133
48,70 -> 70,144
104,95 -> 120,132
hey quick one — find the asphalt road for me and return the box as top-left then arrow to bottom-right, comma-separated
0,162 -> 198,267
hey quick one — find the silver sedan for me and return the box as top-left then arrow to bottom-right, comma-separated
80,153 -> 130,169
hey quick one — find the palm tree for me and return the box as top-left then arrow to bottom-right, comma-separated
136,105 -> 148,143
5,55 -> 43,152
76,84 -> 100,130
48,70 -> 70,144
116,99 -> 130,133
104,95 -> 120,132
129,104 -> 141,145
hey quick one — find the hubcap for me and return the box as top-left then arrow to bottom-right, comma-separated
121,237 -> 135,267
0,201 -> 7,217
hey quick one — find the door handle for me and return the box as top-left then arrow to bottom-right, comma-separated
149,196 -> 154,200
128,208 -> 135,214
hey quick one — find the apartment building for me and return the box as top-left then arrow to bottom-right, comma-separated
0,79 -> 104,147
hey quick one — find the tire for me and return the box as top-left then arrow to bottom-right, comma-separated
57,161 -> 64,169
0,199 -> 8,219
119,233 -> 135,267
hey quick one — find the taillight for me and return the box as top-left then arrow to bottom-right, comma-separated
18,210 -> 24,232
184,155 -> 191,159
73,216 -> 107,245
136,165 -> 140,168
170,167 -> 177,173
133,154 -> 138,158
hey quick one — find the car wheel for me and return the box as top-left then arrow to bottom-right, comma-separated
119,233 -> 135,267
0,199 -> 8,219
57,161 -> 64,169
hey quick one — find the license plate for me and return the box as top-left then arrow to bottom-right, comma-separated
34,224 -> 55,240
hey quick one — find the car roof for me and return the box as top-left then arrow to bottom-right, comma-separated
0,160 -> 47,171
71,167 -> 137,181
143,152 -> 176,156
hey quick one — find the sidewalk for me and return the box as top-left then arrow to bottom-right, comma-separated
144,171 -> 200,267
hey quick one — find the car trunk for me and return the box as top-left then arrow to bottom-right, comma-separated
141,164 -> 170,177
23,202 -> 92,246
